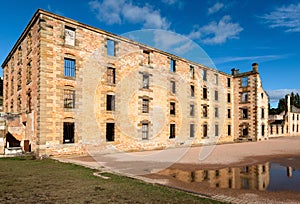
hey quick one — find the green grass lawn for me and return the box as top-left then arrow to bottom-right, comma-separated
0,156 -> 224,204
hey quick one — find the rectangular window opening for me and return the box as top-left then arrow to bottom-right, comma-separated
227,78 -> 231,87
203,124 -> 208,138
202,70 -> 207,81
63,122 -> 74,144
107,67 -> 116,84
142,123 -> 149,140
242,108 -> 248,119
228,125 -> 231,136
142,99 -> 149,113
203,106 -> 208,118
242,77 -> 248,87
170,102 -> 176,115
191,85 -> 195,97
65,26 -> 75,46
190,66 -> 195,79
64,89 -> 75,109
215,107 -> 219,118
215,124 -> 219,136
143,50 -> 150,65
170,124 -> 176,139
64,58 -> 76,77
203,87 -> 208,99
106,123 -> 115,142
190,104 -> 195,116
215,90 -> 218,101
142,74 -> 149,89
242,92 -> 249,103
170,59 -> 176,72
106,94 -> 115,111
107,39 -> 115,56
190,124 -> 195,138
171,81 -> 176,94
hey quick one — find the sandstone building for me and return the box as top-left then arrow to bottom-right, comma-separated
1,9 -> 269,156
269,94 -> 300,137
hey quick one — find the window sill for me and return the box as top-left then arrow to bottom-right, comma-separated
64,107 -> 75,110
139,88 -> 152,92
63,76 -> 76,80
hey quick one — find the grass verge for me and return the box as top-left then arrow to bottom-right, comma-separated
0,156 -> 224,203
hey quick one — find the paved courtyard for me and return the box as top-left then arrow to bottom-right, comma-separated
56,137 -> 300,204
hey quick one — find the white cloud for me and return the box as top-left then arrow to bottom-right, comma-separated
267,89 -> 300,103
173,41 -> 197,55
188,15 -> 243,45
153,30 -> 186,50
208,2 -> 224,15
89,0 -> 124,24
161,0 -> 184,9
89,0 -> 170,29
214,54 -> 288,64
261,3 -> 300,32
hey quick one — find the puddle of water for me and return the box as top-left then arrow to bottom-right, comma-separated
156,158 -> 300,193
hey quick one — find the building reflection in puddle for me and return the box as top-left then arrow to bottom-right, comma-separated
157,163 -> 299,191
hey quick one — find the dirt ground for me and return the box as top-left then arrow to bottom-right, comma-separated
58,137 -> 300,204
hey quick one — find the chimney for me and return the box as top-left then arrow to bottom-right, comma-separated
252,63 -> 258,73
231,68 -> 240,75
287,94 -> 291,113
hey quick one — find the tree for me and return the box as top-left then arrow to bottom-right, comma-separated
277,98 -> 286,113
269,92 -> 300,115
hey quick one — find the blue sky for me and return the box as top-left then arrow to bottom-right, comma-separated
1,0 -> 300,107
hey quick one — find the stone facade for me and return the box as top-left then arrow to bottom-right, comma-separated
232,64 -> 269,142
1,10 -> 269,156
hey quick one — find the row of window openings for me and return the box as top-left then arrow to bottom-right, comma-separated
65,27 -> 234,86
64,122 -> 235,144
106,95 -> 233,119
9,38 -> 31,70
66,90 -> 265,121
63,59 -> 233,96
105,123 -> 232,142
292,114 -> 300,121
8,63 -> 32,95
240,125 -> 266,137
270,125 -> 300,134
172,83 -> 233,102
9,92 -> 32,113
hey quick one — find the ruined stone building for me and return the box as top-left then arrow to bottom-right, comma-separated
1,9 -> 269,156
269,94 -> 300,137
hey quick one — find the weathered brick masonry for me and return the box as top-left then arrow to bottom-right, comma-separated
1,9 -> 269,156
